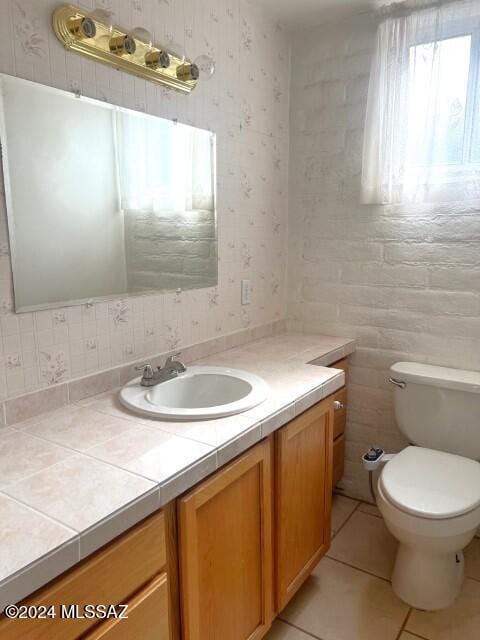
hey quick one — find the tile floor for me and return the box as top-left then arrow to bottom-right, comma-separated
266,494 -> 480,640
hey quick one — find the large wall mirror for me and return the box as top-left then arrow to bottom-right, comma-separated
0,74 -> 217,313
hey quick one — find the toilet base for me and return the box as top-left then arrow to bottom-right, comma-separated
392,544 -> 464,610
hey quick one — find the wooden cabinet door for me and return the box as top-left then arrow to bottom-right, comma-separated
178,439 -> 273,640
275,397 -> 334,611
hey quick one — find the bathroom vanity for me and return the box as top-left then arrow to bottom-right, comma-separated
0,334 -> 353,640
0,72 -> 358,638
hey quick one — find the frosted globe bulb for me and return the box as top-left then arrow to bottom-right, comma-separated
130,27 -> 153,49
194,55 -> 216,80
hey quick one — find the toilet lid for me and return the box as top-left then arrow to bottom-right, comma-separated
380,446 -> 480,519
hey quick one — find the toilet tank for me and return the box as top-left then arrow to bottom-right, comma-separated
390,362 -> 480,460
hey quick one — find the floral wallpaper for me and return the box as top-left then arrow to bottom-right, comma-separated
0,0 -> 290,397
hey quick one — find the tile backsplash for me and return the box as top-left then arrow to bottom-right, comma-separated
0,0 -> 290,398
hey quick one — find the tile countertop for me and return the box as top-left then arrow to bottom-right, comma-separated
0,332 -> 355,611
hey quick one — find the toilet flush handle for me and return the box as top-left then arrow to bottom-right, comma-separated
389,378 -> 406,389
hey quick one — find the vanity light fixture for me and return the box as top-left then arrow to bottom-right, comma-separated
109,34 -> 136,56
127,27 -> 171,68
176,63 -> 200,82
67,15 -> 96,39
52,4 -> 216,93
145,49 -> 171,69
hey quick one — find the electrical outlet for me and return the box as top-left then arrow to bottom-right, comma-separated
241,279 -> 252,305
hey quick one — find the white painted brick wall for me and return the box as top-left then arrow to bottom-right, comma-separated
288,13 -> 480,500
124,209 -> 217,291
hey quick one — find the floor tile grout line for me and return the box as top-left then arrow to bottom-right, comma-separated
395,607 -> 413,640
331,499 -> 361,541
326,555 -> 392,583
401,626 -> 430,640
330,503 -> 397,583
331,496 -> 385,544
330,499 -> 480,639
277,617 -> 326,640
334,498 -> 480,586
279,495 -> 479,640
358,501 -> 383,518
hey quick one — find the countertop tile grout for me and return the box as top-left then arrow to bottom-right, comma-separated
0,332 -> 355,611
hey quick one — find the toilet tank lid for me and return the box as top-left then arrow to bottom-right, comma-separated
390,362 -> 480,394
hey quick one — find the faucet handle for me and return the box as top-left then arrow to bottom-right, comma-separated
135,364 -> 154,379
163,352 -> 186,372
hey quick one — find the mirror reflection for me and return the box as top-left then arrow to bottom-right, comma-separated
0,74 -> 217,313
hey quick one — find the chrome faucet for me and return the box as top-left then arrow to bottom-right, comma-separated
135,353 -> 187,387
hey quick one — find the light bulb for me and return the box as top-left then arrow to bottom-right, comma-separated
130,27 -> 153,48
194,54 -> 216,80
89,8 -> 115,47
165,38 -> 185,64
89,8 -> 114,31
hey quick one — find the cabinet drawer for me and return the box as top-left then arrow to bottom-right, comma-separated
332,387 -> 347,440
0,511 -> 166,640
85,573 -> 169,640
333,434 -> 345,487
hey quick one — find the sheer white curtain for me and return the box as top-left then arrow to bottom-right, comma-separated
362,0 -> 480,205
115,109 -> 214,213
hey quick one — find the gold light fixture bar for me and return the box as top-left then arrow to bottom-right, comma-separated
52,4 -> 197,94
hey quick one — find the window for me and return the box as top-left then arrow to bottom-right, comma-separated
361,0 -> 480,205
408,35 -> 474,166
115,108 -> 215,215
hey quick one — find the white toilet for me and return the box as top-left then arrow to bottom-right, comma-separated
378,361 -> 480,611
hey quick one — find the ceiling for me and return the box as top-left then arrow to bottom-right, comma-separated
257,0 -> 380,30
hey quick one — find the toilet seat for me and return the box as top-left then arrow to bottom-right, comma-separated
380,446 -> 480,520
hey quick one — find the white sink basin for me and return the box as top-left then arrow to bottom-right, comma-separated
119,366 -> 269,421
